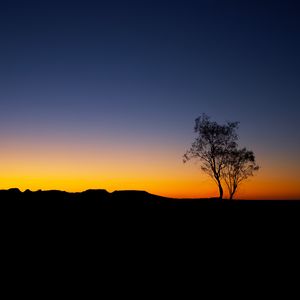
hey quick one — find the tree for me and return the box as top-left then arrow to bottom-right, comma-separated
183,114 -> 239,200
222,147 -> 259,200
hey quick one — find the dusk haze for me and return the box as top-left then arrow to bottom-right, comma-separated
1,0 -> 300,200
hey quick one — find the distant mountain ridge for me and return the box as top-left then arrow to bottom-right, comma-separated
0,188 -> 299,231
0,188 -> 299,203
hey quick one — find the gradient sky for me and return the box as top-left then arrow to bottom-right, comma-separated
1,0 -> 300,199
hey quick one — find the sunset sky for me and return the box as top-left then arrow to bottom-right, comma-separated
1,0 -> 299,199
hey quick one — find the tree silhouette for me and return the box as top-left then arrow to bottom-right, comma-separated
222,147 -> 259,200
183,114 -> 239,200
183,114 -> 259,200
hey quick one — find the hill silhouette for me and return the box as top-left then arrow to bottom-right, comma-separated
1,188 -> 299,236
0,188 -> 299,211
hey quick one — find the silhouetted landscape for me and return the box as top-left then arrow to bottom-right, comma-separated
1,188 -> 299,212
1,3 -> 300,287
1,188 -> 300,240
1,1 -> 300,212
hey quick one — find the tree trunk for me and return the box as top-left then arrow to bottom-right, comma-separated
217,182 -> 223,200
229,187 -> 237,200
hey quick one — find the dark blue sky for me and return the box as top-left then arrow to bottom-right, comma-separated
0,0 -> 300,196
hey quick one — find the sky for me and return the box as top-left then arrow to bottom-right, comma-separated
0,0 -> 299,199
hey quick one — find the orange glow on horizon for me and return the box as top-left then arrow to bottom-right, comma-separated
0,136 -> 299,200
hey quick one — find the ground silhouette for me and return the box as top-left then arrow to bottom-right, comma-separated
0,188 -> 299,211
1,188 -> 299,235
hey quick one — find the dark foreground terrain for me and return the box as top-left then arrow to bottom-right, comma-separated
1,188 -> 299,205
1,188 -> 299,252
1,188 -> 299,217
